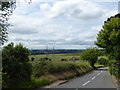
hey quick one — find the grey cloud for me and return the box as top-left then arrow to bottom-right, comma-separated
9,29 -> 38,34
14,37 -> 94,46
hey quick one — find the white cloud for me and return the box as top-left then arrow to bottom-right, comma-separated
40,0 -> 105,20
40,3 -> 51,11
6,0 -> 118,49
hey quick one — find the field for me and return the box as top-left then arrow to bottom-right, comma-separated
29,53 -> 81,61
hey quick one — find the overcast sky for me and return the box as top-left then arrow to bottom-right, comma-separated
6,0 -> 119,49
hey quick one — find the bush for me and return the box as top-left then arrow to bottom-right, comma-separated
33,61 -> 48,77
97,56 -> 109,66
2,43 -> 32,88
80,48 -> 102,68
109,59 -> 120,78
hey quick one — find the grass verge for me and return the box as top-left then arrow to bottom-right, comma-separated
31,60 -> 93,88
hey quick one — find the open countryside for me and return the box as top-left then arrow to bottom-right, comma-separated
0,0 -> 120,89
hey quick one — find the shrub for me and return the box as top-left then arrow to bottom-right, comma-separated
33,61 -> 48,77
109,59 -> 120,78
2,43 -> 32,88
80,48 -> 102,68
97,56 -> 109,66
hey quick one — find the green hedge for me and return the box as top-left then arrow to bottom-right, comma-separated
109,59 -> 120,78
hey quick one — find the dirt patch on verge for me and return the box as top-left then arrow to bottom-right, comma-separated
111,75 -> 120,89
43,70 -> 76,82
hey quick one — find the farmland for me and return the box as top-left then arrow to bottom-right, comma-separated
29,52 -> 81,61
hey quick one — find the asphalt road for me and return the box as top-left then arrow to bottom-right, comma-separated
54,67 -> 117,89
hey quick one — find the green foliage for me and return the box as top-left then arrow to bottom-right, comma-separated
95,14 -> 120,79
31,60 -> 92,88
97,56 -> 109,66
109,59 -> 120,78
33,60 -> 48,77
0,2 -> 16,45
33,61 -> 75,77
32,60 -> 91,78
95,17 -> 120,60
2,43 -> 32,88
80,48 -> 102,68
31,77 -> 50,88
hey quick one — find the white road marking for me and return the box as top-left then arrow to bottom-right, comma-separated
82,70 -> 104,87
82,81 -> 90,86
97,73 -> 101,76
75,88 -> 78,90
92,76 -> 96,80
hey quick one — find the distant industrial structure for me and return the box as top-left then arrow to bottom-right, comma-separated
30,49 -> 84,55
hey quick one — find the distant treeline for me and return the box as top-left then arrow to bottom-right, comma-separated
30,49 -> 84,55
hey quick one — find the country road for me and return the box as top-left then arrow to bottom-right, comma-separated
54,67 -> 117,89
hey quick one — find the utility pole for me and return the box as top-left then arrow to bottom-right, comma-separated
52,46 -> 54,58
53,46 -> 54,51
46,45 -> 48,58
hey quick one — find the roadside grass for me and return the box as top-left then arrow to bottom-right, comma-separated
0,71 -> 1,87
31,76 -> 50,88
31,60 -> 92,88
29,53 -> 93,88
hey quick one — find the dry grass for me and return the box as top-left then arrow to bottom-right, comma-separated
31,61 -> 93,88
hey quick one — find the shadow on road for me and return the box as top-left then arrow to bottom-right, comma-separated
96,68 -> 108,71
39,88 -> 117,90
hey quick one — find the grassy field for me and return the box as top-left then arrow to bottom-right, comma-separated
29,53 -> 81,61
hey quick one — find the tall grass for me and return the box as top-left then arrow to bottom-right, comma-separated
31,60 -> 92,88
31,77 -> 50,88
32,60 -> 91,77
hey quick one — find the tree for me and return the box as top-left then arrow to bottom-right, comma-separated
0,1 -> 16,45
95,14 -> 120,61
0,0 -> 31,45
2,43 -> 32,88
95,14 -> 120,83
80,48 -> 101,68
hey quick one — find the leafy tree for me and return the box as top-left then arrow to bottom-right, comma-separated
0,0 -> 31,45
95,14 -> 120,61
0,1 -> 16,45
80,48 -> 101,68
2,43 -> 32,88
97,56 -> 109,66
95,14 -> 120,81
